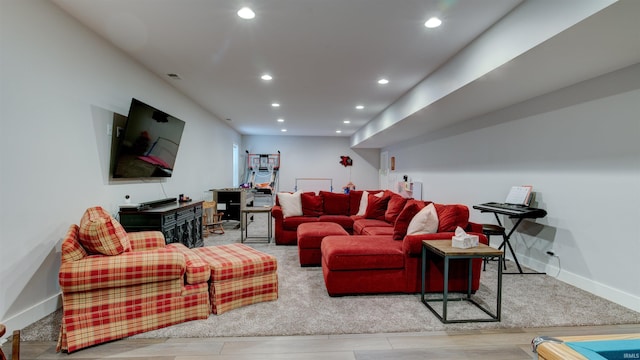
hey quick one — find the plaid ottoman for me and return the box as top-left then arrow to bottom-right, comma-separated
193,244 -> 278,314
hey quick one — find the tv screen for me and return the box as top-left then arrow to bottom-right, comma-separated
111,98 -> 186,178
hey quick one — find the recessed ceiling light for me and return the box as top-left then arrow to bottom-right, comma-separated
424,17 -> 442,28
261,74 -> 273,81
237,7 -> 255,20
336,130 -> 342,134
355,105 -> 364,110
378,78 -> 389,85
343,120 -> 351,124
271,103 -> 280,107
277,118 -> 284,122
281,128 -> 287,132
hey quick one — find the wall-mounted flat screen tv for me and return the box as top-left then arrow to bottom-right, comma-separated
111,98 -> 185,178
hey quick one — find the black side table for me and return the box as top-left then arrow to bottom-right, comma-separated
241,207 -> 272,243
421,240 -> 503,323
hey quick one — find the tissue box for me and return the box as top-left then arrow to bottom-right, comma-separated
452,234 -> 479,249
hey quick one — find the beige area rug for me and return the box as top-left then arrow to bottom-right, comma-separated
21,216 -> 640,340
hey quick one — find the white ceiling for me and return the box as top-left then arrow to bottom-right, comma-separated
50,0 -> 522,135
50,0 -> 640,148
353,0 -> 640,148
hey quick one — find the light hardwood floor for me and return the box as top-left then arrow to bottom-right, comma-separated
3,324 -> 639,360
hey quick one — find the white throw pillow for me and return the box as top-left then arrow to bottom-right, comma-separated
277,191 -> 303,218
406,203 -> 439,235
356,191 -> 369,216
356,191 -> 383,216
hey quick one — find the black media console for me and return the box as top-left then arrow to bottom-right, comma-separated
119,200 -> 203,248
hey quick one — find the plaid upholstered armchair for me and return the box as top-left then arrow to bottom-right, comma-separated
56,207 -> 211,353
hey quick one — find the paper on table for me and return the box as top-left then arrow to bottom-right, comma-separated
505,186 -> 531,205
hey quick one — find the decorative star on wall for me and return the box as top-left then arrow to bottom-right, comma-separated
339,156 -> 353,167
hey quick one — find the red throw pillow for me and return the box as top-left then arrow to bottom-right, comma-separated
393,200 -> 426,240
383,189 -> 396,197
320,191 -> 350,215
301,192 -> 323,216
434,203 -> 469,232
348,190 -> 364,215
364,193 -> 390,220
384,194 -> 408,224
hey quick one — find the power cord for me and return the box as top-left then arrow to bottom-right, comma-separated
546,250 -> 561,278
160,182 -> 168,198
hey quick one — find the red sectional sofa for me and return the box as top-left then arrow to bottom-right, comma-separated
271,190 -> 488,296
272,190 -> 364,245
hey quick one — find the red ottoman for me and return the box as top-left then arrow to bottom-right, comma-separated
297,222 -> 348,266
193,244 -> 278,314
321,235 -> 406,296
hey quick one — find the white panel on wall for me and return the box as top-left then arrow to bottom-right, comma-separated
242,135 -> 379,193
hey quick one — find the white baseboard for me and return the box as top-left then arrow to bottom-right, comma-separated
0,293 -> 62,341
521,256 -> 640,313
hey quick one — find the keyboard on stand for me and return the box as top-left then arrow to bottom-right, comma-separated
473,202 -> 546,218
473,202 -> 548,275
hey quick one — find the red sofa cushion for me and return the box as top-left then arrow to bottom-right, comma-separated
322,235 -> 404,270
353,218 -> 391,234
392,200 -> 426,240
320,191 -> 350,215
301,192 -> 323,216
282,216 -> 318,230
361,227 -> 394,236
364,193 -> 390,220
318,215 -> 354,230
384,194 -> 408,224
434,204 -> 469,232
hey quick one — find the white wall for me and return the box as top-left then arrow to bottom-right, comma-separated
382,64 -> 640,311
242,135 -> 380,193
0,0 -> 241,331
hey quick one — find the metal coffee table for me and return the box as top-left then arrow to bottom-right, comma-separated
421,240 -> 503,323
